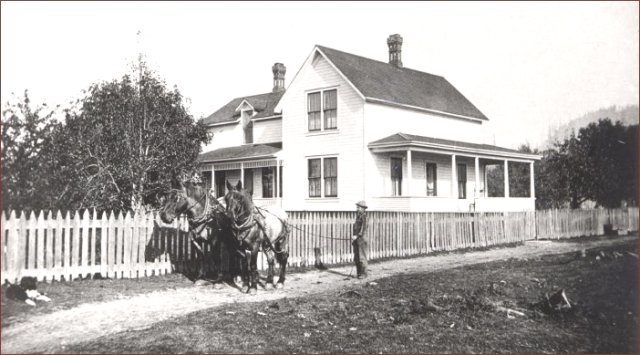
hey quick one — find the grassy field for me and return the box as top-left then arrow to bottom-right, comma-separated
46,240 -> 638,354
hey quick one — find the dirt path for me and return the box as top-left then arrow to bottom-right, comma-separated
2,236 -> 636,353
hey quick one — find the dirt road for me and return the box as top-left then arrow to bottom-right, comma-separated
2,235 -> 636,353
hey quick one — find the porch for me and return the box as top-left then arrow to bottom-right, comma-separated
198,143 -> 284,208
367,133 -> 541,212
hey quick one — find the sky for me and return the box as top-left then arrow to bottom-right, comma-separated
1,1 -> 638,149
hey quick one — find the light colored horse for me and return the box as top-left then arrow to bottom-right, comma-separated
224,180 -> 289,294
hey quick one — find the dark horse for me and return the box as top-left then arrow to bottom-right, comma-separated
224,180 -> 289,294
159,181 -> 232,282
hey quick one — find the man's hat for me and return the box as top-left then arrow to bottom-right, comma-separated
356,200 -> 368,209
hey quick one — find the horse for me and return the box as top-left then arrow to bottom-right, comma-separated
159,181 -> 235,282
224,180 -> 289,295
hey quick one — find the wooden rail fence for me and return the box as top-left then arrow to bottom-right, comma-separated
2,207 -> 637,283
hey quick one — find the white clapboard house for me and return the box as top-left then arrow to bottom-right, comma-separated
198,34 -> 541,212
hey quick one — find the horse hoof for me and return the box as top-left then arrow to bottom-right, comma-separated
241,286 -> 250,293
275,283 -> 284,289
249,288 -> 257,295
213,283 -> 224,290
264,283 -> 274,290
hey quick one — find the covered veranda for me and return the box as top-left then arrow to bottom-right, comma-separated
367,133 -> 542,212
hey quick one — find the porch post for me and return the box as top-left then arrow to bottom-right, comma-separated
276,160 -> 280,199
474,157 -> 480,198
211,164 -> 216,196
451,154 -> 458,198
240,162 -> 244,187
530,161 -> 535,198
504,160 -> 509,198
406,149 -> 412,197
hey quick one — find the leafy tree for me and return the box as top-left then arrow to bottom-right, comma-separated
535,118 -> 637,209
43,63 -> 210,211
1,91 -> 59,211
575,119 -> 636,208
535,145 -> 572,209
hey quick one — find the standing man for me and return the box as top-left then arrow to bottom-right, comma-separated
352,200 -> 369,279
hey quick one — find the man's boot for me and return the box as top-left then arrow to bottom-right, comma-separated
359,263 -> 368,279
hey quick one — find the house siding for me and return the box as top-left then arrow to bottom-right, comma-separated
364,102 -> 487,144
280,53 -> 365,210
253,118 -> 282,144
202,123 -> 242,153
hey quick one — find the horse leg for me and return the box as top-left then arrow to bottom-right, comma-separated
248,245 -> 260,295
200,245 -> 209,280
275,239 -> 289,289
210,238 -> 224,283
264,248 -> 276,290
240,250 -> 250,293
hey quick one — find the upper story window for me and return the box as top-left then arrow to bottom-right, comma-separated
307,89 -> 337,132
307,93 -> 321,131
323,90 -> 337,129
241,109 -> 254,144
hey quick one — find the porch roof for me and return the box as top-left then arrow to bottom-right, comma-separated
198,143 -> 282,163
368,133 -> 542,160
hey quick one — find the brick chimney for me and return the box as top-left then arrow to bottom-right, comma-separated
387,34 -> 403,68
272,63 -> 286,92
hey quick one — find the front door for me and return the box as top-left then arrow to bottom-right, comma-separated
215,171 -> 226,198
391,157 -> 403,196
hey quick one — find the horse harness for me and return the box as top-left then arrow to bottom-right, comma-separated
231,206 -> 287,255
185,193 -> 225,252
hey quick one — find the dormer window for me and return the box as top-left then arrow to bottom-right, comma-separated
240,107 -> 254,144
307,89 -> 337,132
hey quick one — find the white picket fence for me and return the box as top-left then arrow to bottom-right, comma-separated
2,207 -> 637,283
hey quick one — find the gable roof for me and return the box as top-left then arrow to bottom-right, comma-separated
369,133 -> 541,160
202,91 -> 285,125
198,143 -> 282,163
316,45 -> 488,121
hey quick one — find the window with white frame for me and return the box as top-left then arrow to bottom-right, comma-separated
457,163 -> 467,199
307,93 -> 321,131
307,89 -> 337,131
308,157 -> 338,198
323,90 -> 337,129
426,162 -> 437,197
391,157 -> 402,196
324,157 -> 337,197
308,159 -> 321,197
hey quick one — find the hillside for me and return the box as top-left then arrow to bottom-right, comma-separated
544,105 -> 638,148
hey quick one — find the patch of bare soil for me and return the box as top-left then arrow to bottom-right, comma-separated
1,235 -> 636,353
